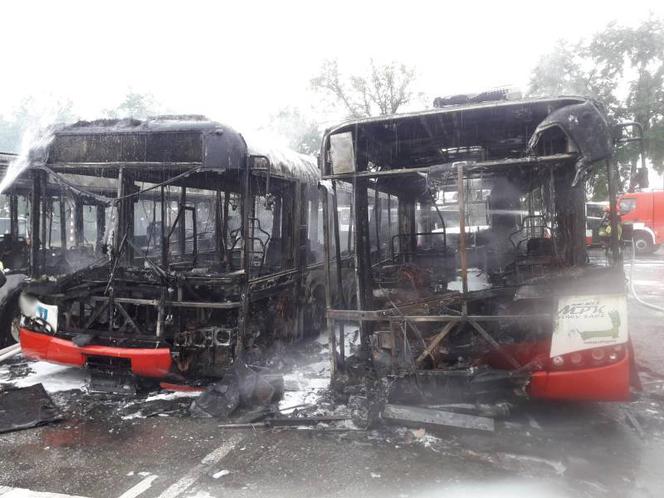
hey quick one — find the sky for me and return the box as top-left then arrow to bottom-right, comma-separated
2,0 -> 664,134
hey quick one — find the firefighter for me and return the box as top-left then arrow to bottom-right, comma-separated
598,208 -> 622,252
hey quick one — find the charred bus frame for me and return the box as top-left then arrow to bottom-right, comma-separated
0,152 -> 115,274
320,97 -> 637,402
18,116 -> 327,381
0,153 -> 120,346
0,152 -> 27,270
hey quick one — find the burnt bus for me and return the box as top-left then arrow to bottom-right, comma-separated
321,96 -> 638,402
17,116 -> 327,382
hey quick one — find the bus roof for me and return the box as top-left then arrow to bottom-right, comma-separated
324,96 -> 589,136
247,136 -> 319,185
40,116 -> 318,185
321,96 -> 613,188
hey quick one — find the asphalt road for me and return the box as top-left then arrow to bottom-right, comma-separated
2,253 -> 664,498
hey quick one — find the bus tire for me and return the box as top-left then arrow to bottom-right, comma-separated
634,232 -> 654,255
0,291 -> 21,348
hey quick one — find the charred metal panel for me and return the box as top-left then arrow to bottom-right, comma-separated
203,128 -> 247,170
51,132 -> 203,164
46,117 -> 248,173
322,97 -> 587,173
528,100 -> 613,185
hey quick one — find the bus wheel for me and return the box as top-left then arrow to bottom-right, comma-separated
634,233 -> 654,255
305,287 -> 326,338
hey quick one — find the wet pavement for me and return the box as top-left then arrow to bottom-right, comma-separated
1,252 -> 664,498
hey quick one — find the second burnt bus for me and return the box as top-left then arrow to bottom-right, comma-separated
18,116 -> 327,383
321,96 -> 637,402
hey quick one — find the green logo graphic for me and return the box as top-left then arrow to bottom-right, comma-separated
577,310 -> 621,341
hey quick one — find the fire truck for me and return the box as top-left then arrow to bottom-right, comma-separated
619,191 -> 664,254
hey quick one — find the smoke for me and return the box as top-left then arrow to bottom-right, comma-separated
0,101 -> 73,194
0,126 -> 54,194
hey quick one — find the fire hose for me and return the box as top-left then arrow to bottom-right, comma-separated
628,240 -> 664,313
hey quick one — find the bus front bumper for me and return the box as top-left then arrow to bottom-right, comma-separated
19,327 -> 172,379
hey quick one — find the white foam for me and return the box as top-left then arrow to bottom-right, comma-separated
143,391 -> 201,403
9,359 -> 88,393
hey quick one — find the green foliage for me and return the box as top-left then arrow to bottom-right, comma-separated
529,15 -> 664,198
103,92 -> 160,119
529,41 -> 591,97
269,107 -> 322,156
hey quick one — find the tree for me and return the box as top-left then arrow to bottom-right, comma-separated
104,91 -> 161,119
268,107 -> 322,155
311,59 -> 418,118
528,41 -> 591,97
528,15 -> 664,199
589,17 -> 664,183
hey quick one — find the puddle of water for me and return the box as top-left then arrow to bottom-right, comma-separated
416,480 -> 571,498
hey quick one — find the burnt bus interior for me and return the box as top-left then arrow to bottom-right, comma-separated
21,117 -> 326,379
0,158 -> 110,273
0,155 -> 37,271
321,97 -> 628,400
30,174 -> 117,274
0,188 -> 30,271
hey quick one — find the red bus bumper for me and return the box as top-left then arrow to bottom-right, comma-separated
528,350 -> 631,401
19,327 -> 172,379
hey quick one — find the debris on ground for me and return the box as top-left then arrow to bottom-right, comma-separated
0,356 -> 88,393
348,395 -> 370,429
217,415 -> 351,429
212,469 -> 230,479
382,403 -> 495,432
190,362 -> 284,419
0,383 -> 62,433
424,402 -> 512,418
624,408 -> 646,439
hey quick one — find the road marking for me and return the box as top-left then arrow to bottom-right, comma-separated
0,487 -> 89,498
117,474 -> 159,498
158,435 -> 243,498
